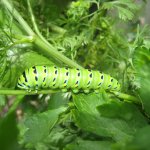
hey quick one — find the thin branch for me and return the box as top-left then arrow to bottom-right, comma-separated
0,89 -> 58,95
34,37 -> 82,68
112,91 -> 141,105
0,89 -> 140,105
27,0 -> 48,44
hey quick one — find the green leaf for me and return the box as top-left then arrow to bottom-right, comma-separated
64,138 -> 112,150
124,126 -> 150,150
22,106 -> 67,144
72,93 -> 147,143
73,92 -> 107,114
45,125 -> 77,149
102,0 -> 139,21
117,6 -> 134,21
0,113 -> 20,150
48,92 -> 70,109
97,101 -> 145,122
1,50 -> 54,88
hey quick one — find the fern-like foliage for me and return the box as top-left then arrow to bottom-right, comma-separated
102,0 -> 140,20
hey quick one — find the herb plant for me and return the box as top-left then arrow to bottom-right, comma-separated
0,0 -> 150,150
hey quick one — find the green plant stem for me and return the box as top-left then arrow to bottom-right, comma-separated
0,90 -> 58,95
1,0 -> 82,69
27,0 -> 48,44
1,0 -> 34,35
34,37 -> 82,68
48,23 -> 66,34
0,89 -> 140,104
112,91 -> 140,105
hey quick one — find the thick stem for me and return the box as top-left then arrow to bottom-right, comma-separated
1,0 -> 34,35
34,37 -> 82,68
1,0 -> 82,68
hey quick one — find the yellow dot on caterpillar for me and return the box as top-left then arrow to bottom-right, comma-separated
63,83 -> 67,87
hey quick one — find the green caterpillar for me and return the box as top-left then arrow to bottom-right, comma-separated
17,66 -> 120,93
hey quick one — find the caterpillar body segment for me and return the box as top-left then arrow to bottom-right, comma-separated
17,66 -> 120,93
